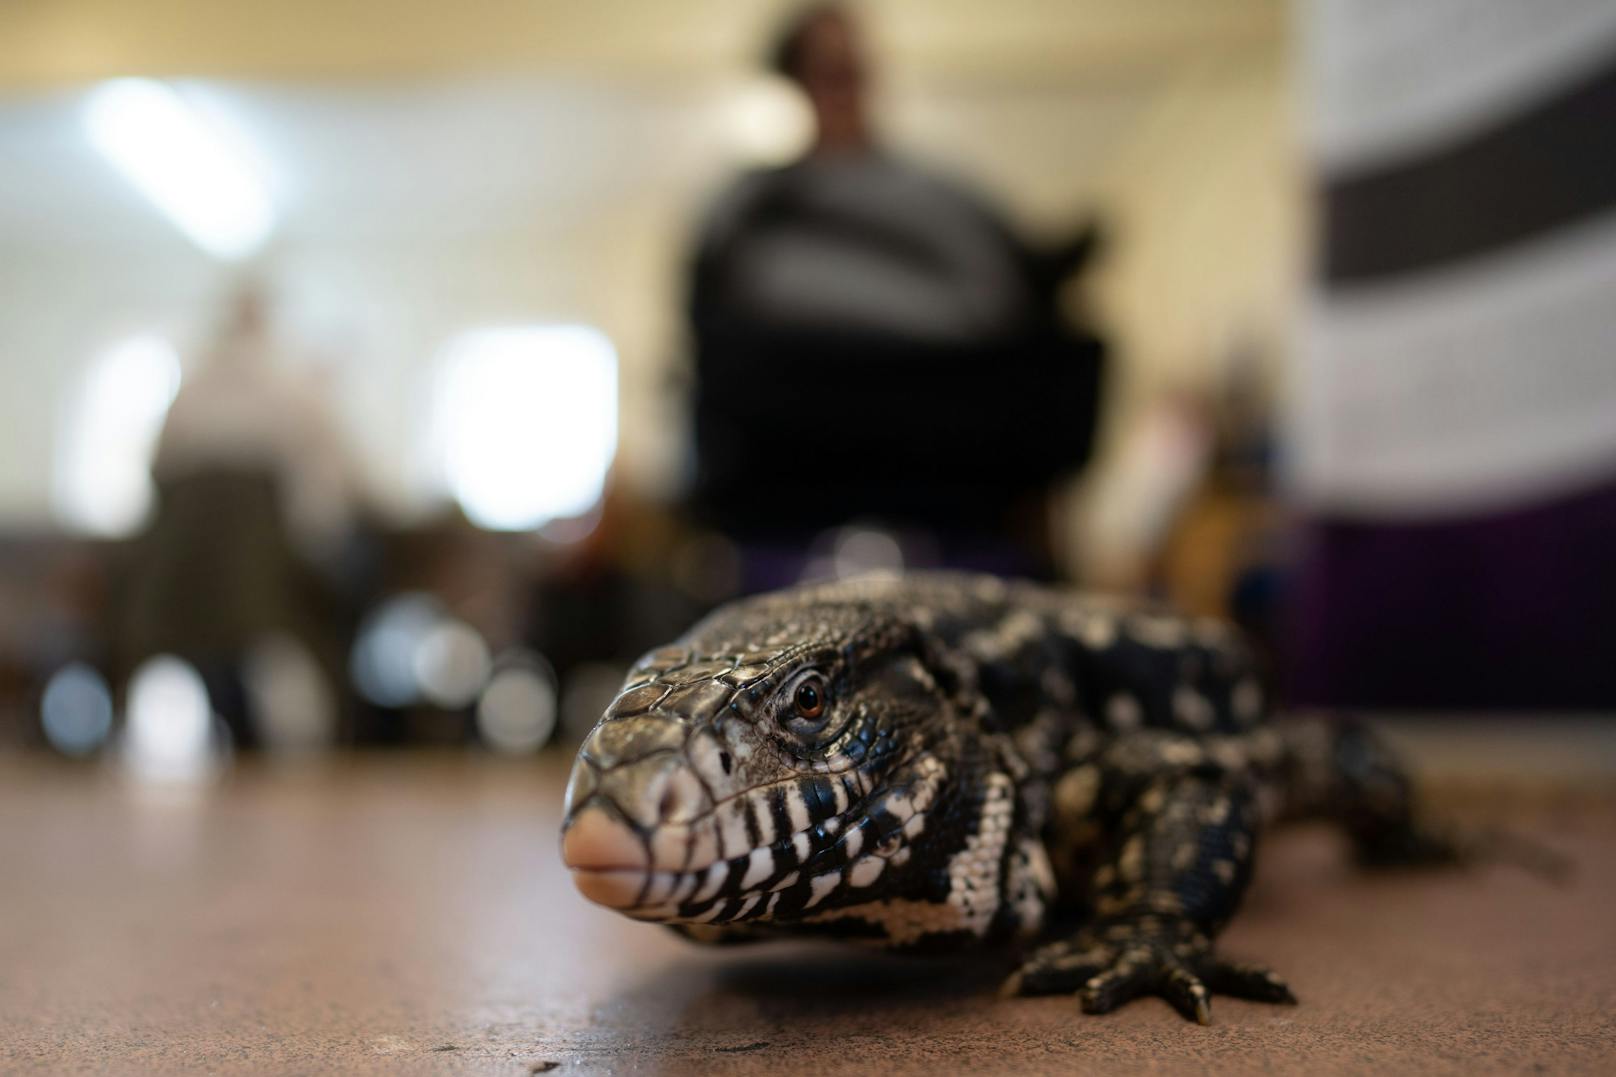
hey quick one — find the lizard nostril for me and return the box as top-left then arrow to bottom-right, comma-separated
658,784 -> 681,822
648,762 -> 708,826
590,754 -> 711,830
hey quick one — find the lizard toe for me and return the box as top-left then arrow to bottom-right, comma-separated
1199,958 -> 1297,1005
1077,946 -> 1158,1015
1007,918 -> 1296,1024
1160,965 -> 1214,1025
1004,942 -> 1111,997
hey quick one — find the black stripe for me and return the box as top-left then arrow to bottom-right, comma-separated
721,854 -> 751,898
770,831 -> 800,873
809,821 -> 849,870
767,788 -> 795,841
677,877 -> 721,920
741,797 -> 763,848
1323,56 -> 1616,285
769,880 -> 814,919
865,806 -> 904,854
801,777 -> 839,822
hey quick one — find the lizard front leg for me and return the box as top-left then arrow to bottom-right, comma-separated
1006,735 -> 1294,1023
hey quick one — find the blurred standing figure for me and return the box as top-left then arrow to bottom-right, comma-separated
688,3 -> 1104,586
120,281 -> 364,748
154,283 -> 361,571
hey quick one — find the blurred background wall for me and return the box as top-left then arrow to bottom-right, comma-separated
4,0 -> 1610,768
0,0 -> 1295,538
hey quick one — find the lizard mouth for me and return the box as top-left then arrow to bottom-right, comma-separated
561,811 -> 687,914
562,799 -> 859,921
564,762 -> 942,924
567,868 -> 651,910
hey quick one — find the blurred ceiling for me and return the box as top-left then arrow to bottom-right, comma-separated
0,78 -> 744,252
0,0 -> 1282,86
0,1 -> 1287,257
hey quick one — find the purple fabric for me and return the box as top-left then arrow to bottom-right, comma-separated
1285,480 -> 1616,710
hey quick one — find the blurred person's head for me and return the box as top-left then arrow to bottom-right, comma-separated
229,283 -> 269,336
187,276 -> 278,376
213,275 -> 275,352
770,3 -> 870,154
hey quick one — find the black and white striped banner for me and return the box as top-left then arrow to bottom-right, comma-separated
1290,0 -> 1616,519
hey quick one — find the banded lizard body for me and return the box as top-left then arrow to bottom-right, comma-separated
561,573 -> 1473,1023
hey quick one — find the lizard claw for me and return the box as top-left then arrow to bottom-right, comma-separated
1005,917 -> 1294,1024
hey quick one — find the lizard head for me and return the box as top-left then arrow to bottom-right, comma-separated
560,583 -> 1016,946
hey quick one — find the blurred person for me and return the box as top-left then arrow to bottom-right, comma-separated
686,2 -> 1105,588
119,280 -> 367,747
1287,0 -> 1616,707
153,282 -> 363,572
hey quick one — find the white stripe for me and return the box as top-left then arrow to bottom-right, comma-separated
748,797 -> 775,844
687,731 -> 726,789
739,847 -> 774,889
717,802 -> 750,858
1292,209 -> 1616,517
689,862 -> 726,905
672,871 -> 704,903
1308,0 -> 1616,171
803,871 -> 841,908
640,872 -> 678,906
784,787 -> 811,832
689,902 -> 726,923
848,857 -> 884,888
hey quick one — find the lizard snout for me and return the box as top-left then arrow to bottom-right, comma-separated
561,808 -> 646,908
561,749 -> 714,912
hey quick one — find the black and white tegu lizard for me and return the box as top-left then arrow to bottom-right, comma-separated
560,573 -> 1477,1024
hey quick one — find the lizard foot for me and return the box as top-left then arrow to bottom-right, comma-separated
1002,917 -> 1295,1024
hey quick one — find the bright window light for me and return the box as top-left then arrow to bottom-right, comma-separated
55,336 -> 182,538
84,79 -> 274,260
436,326 -> 618,532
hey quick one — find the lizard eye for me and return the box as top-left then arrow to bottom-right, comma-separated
781,671 -> 831,737
794,676 -> 825,720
